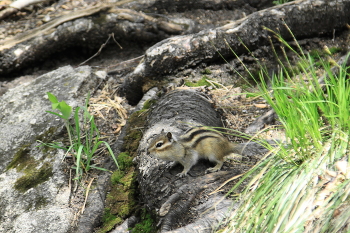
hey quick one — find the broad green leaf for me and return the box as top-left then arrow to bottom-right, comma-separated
51,102 -> 60,110
58,101 -> 72,120
47,92 -> 59,104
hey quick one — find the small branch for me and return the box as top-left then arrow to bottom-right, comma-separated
78,33 -> 122,66
0,0 -> 48,20
0,5 -> 112,50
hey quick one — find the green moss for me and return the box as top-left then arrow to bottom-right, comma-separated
131,208 -> 156,233
100,166 -> 138,232
201,68 -> 212,74
14,162 -> 53,193
185,76 -> 211,87
6,145 -> 32,171
185,76 -> 220,87
26,195 -> 49,211
102,208 -> 118,223
142,99 -> 157,110
6,143 -> 54,194
111,170 -> 124,185
329,47 -> 342,54
8,128 -> 58,171
122,110 -> 147,155
117,152 -> 133,171
99,101 -> 149,232
118,200 -> 132,217
119,170 -> 134,187
34,196 -> 49,209
98,208 -> 123,233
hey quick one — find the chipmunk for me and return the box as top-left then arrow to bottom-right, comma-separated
148,126 -> 240,177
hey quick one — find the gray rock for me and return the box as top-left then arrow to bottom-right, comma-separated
0,65 -> 100,232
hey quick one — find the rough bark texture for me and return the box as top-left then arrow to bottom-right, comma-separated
0,5 -> 190,75
0,0 -> 271,76
141,0 -> 273,12
121,0 -> 350,104
136,89 -> 269,232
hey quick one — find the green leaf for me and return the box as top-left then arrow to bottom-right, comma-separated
51,102 -> 60,110
58,101 -> 72,120
74,107 -> 81,144
46,110 -> 65,119
75,145 -> 84,179
89,165 -> 111,172
47,92 -> 59,104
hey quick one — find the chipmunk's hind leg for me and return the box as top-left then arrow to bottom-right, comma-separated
205,160 -> 223,173
206,153 -> 224,173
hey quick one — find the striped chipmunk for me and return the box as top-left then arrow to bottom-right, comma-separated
148,126 -> 240,177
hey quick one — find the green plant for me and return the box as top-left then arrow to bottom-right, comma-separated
131,208 -> 156,233
38,92 -> 119,180
221,27 -> 350,232
272,0 -> 291,5
184,76 -> 221,88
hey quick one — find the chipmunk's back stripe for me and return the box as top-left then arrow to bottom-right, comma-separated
182,128 -> 214,142
192,135 -> 220,148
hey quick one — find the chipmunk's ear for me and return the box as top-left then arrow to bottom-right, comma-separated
166,132 -> 173,141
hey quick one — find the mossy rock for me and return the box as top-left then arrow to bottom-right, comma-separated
26,195 -> 49,211
142,99 -> 157,110
117,152 -> 133,171
131,208 -> 156,233
111,170 -> 124,185
98,208 -> 123,233
14,162 -> 53,193
100,99 -> 155,232
122,110 -> 148,155
100,167 -> 138,232
6,144 -> 32,171
185,76 -> 211,87
201,68 -> 212,74
6,144 -> 54,193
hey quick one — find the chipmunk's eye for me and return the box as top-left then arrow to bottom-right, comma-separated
156,142 -> 163,148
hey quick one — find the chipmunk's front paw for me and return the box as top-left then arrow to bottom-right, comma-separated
166,161 -> 178,169
176,172 -> 187,178
205,167 -> 220,174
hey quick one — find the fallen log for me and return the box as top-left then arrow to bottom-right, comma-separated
137,88 -> 268,232
121,0 -> 350,104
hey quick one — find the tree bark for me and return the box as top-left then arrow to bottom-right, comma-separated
0,5 -> 191,76
137,89 -> 268,232
121,0 -> 350,104
0,0 -> 266,76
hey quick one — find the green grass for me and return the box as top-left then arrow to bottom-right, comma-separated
38,92 -> 119,181
221,27 -> 350,232
273,0 -> 292,5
